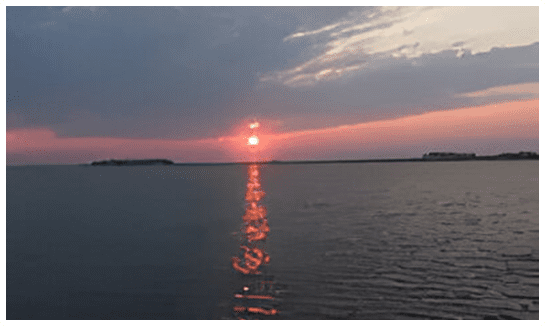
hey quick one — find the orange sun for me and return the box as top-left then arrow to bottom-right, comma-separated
248,135 -> 259,145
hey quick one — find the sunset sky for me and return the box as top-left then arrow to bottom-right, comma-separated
5,6 -> 539,165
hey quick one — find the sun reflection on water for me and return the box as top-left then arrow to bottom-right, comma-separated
230,163 -> 279,319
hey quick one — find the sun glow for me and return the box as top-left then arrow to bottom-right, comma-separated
217,120 -> 277,162
248,135 -> 259,145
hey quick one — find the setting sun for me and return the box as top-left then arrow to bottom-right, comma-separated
248,135 -> 259,145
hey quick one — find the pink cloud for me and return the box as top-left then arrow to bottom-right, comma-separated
6,99 -> 538,165
268,98 -> 538,160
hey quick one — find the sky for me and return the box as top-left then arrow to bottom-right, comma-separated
5,5 -> 540,164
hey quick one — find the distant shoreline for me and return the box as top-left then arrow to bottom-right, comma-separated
81,152 -> 538,167
6,152 -> 538,167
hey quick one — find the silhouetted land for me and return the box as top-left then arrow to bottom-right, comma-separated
88,152 -> 537,166
266,151 -> 538,165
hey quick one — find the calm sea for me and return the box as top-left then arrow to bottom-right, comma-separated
7,161 -> 538,319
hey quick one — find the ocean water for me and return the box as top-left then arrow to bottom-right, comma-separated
7,161 -> 538,319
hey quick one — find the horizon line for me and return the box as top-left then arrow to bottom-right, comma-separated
6,151 -> 539,167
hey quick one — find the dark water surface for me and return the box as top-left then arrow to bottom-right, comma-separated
7,161 -> 538,319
